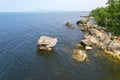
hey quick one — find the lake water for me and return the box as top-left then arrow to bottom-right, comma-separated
0,12 -> 120,80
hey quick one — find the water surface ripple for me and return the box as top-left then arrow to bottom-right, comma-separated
0,12 -> 120,80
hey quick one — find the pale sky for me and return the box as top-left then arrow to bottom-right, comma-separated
0,0 -> 108,12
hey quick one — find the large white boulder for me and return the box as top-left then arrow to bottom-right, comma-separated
37,36 -> 57,50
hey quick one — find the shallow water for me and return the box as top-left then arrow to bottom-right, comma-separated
0,12 -> 120,80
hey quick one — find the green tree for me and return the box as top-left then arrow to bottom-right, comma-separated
90,0 -> 120,35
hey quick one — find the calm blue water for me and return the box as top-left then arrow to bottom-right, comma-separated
0,12 -> 120,80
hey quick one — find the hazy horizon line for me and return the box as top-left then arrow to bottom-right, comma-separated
0,10 -> 91,13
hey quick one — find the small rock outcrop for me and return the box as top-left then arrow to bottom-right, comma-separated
76,18 -> 88,26
72,49 -> 87,62
37,36 -> 57,51
66,22 -> 75,29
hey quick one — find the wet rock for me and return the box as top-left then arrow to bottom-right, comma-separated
76,18 -> 88,25
66,22 -> 75,29
37,36 -> 57,51
72,49 -> 87,62
66,22 -> 71,26
80,39 -> 92,46
75,43 -> 83,48
76,20 -> 83,25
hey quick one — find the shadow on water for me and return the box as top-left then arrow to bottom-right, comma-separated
36,48 -> 57,57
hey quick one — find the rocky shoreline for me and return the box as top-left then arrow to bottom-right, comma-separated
76,16 -> 120,59
37,16 -> 120,62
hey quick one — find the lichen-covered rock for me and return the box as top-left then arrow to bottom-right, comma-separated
37,36 -> 57,50
72,49 -> 87,62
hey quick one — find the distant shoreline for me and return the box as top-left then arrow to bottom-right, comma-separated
0,11 -> 90,13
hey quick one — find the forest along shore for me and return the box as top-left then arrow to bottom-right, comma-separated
76,16 -> 120,59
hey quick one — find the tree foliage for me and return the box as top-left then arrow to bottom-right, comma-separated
90,0 -> 120,35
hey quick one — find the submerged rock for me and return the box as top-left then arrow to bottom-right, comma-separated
72,49 -> 87,62
66,22 -> 75,29
37,36 -> 57,51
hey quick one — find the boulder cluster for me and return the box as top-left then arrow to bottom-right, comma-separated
77,16 -> 120,59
